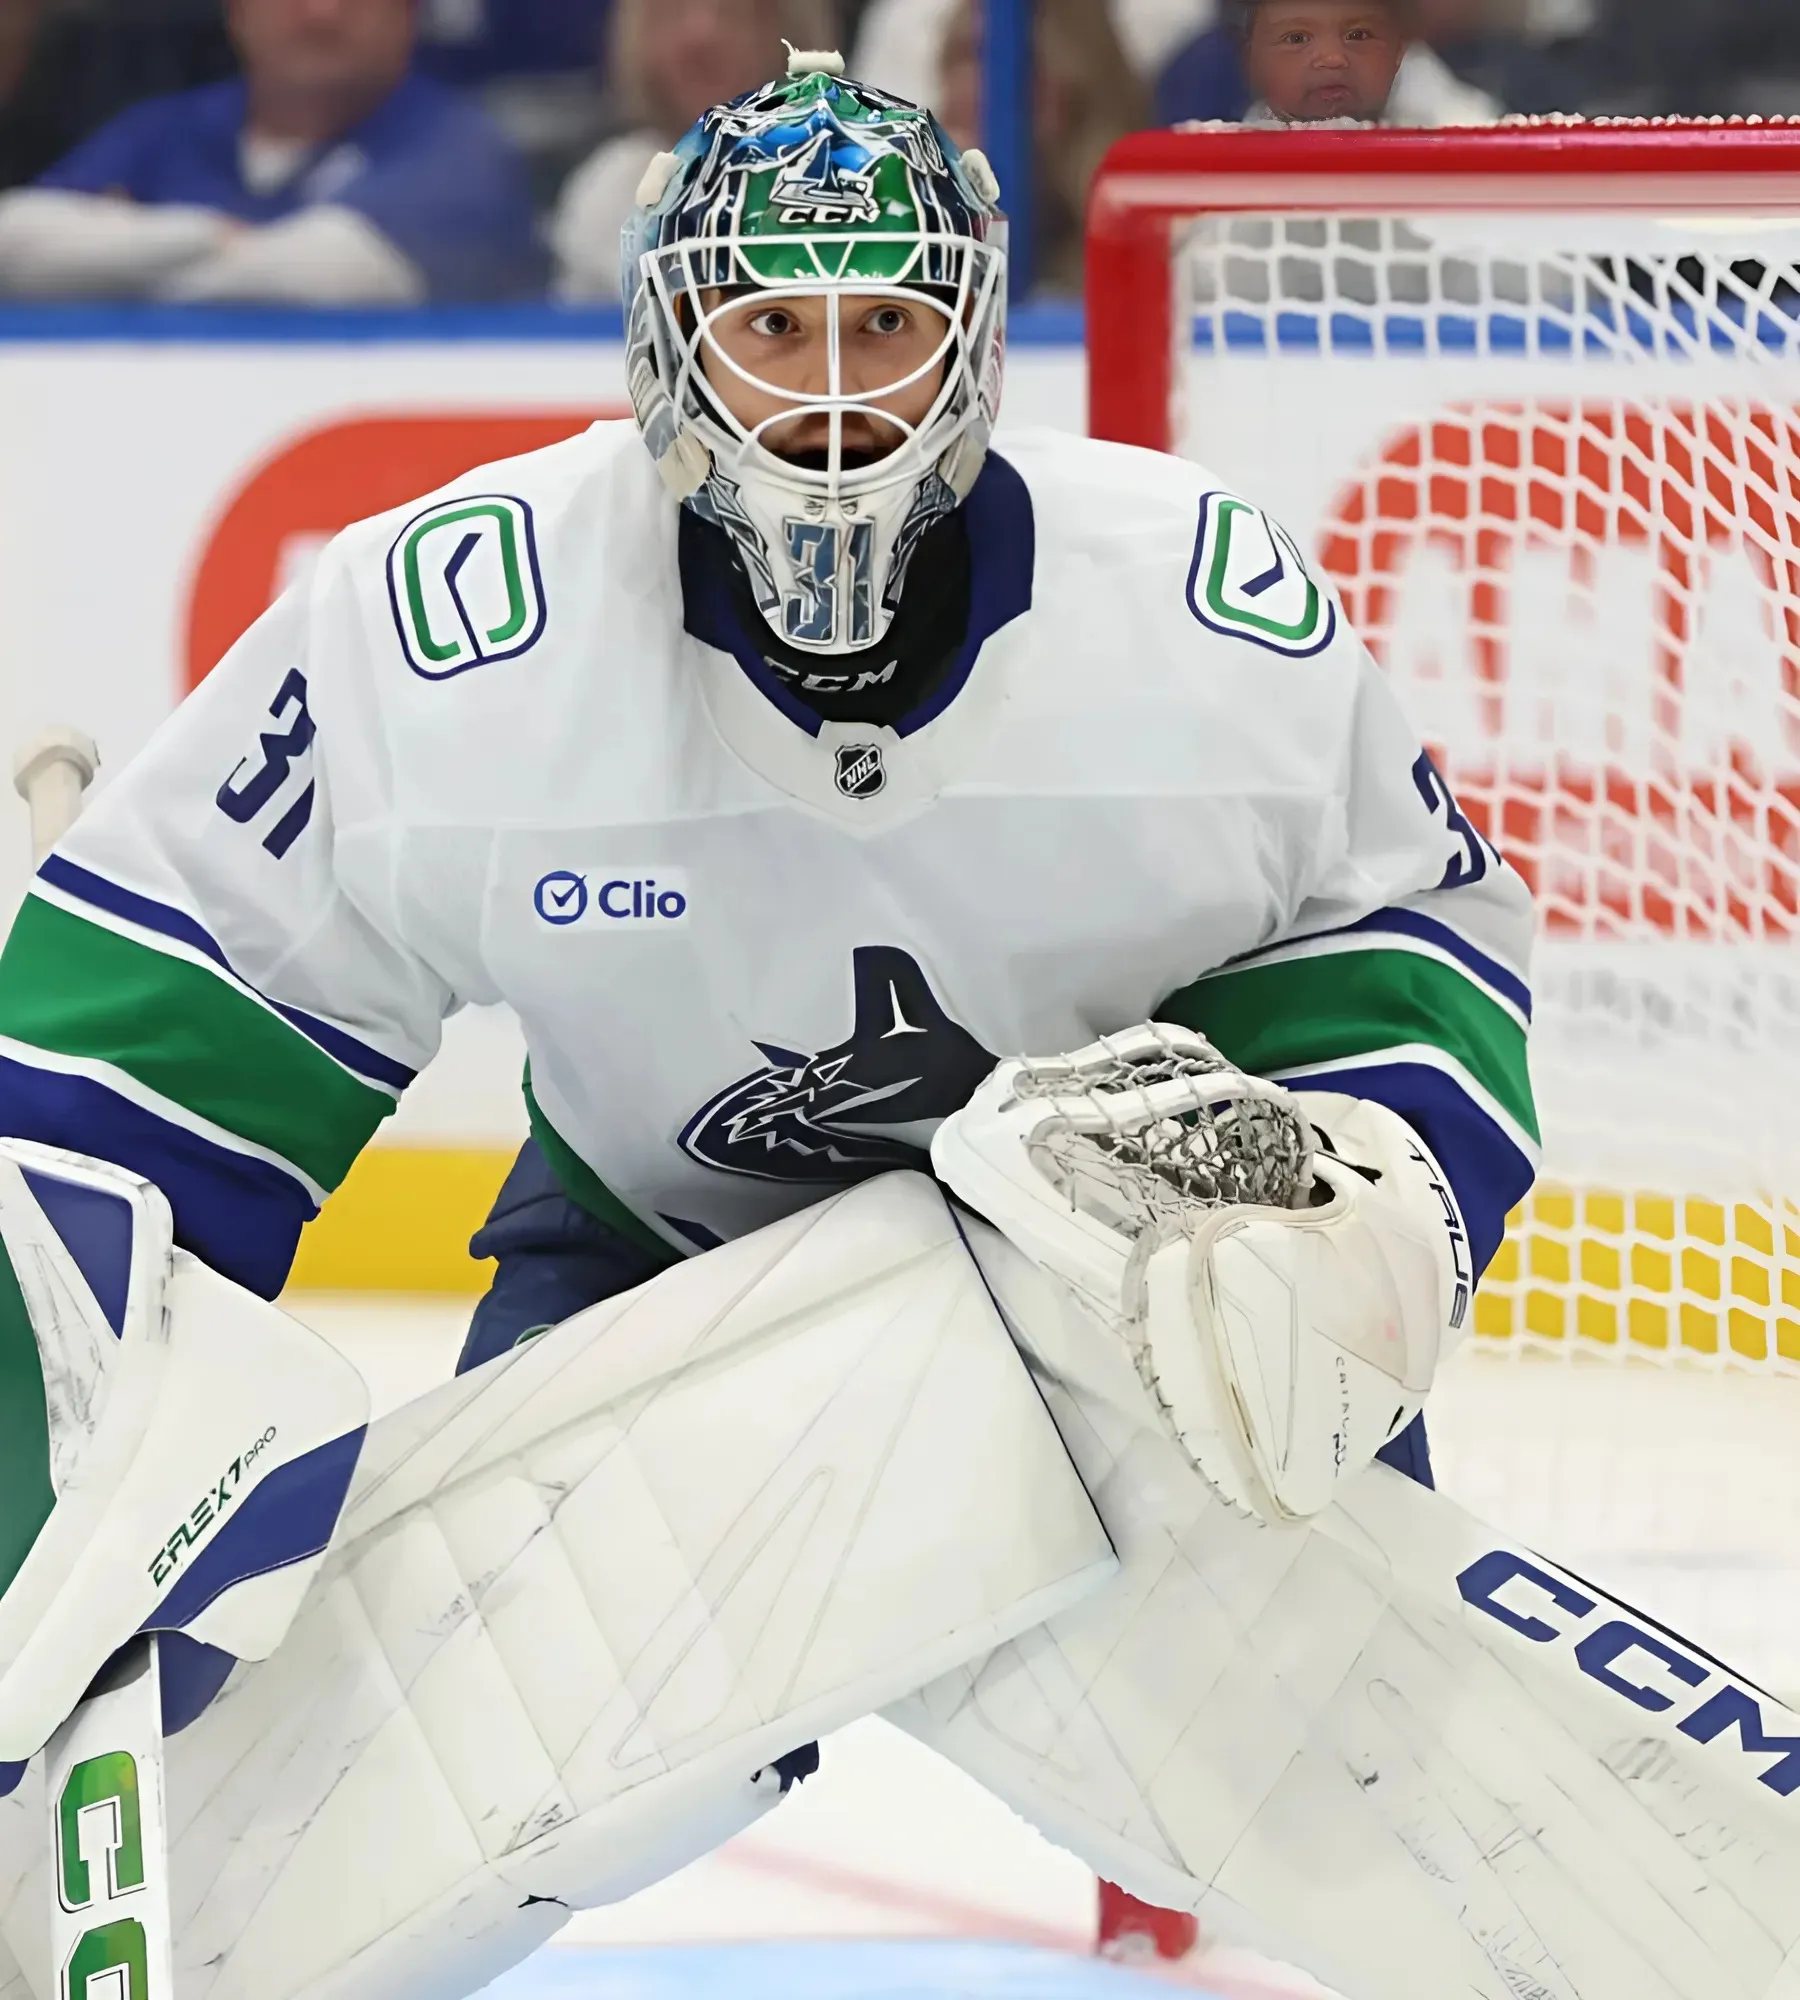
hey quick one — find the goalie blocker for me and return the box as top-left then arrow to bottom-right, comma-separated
0,1140 -> 371,1768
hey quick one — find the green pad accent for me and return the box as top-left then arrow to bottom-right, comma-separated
1161,944 -> 1538,1145
0,1235 -> 53,1598
59,1752 -> 144,1908
522,1066 -> 681,1269
0,898 -> 394,1192
66,1918 -> 149,2000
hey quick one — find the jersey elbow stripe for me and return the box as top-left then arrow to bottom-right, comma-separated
1338,909 -> 1529,1020
0,1041 -> 332,1205
0,899 -> 392,1194
36,856 -> 417,1091
0,1052 -> 317,1297
1274,1045 -> 1541,1172
1163,941 -> 1539,1151
1228,908 -> 1531,1025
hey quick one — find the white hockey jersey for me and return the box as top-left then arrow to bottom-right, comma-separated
0,423 -> 1537,1297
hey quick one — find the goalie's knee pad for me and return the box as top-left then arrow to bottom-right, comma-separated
0,1172 -> 1114,2000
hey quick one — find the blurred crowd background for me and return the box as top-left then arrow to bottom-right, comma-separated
0,0 -> 1795,306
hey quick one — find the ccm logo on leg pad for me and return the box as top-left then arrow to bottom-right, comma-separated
1459,1548 -> 1800,1795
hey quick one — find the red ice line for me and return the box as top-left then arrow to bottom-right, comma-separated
715,1840 -> 1324,2000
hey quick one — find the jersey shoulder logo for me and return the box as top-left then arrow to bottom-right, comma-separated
1186,491 -> 1336,659
387,493 -> 546,680
679,946 -> 996,1184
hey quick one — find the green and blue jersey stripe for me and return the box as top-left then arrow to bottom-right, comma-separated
0,873 -> 409,1295
1162,910 -> 1536,1272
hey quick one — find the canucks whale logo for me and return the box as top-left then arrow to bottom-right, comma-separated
679,947 -> 996,1183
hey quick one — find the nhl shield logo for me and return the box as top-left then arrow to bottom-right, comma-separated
834,743 -> 886,800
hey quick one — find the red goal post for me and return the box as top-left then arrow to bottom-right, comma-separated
1084,121 -> 1800,1370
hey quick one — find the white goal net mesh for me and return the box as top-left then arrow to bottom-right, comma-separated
1179,203 -> 1800,1377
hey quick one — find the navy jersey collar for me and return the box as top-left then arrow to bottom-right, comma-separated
680,450 -> 1036,741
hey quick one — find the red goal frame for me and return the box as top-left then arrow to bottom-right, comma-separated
1085,121 -> 1800,455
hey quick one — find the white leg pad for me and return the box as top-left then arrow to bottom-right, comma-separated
893,1220 -> 1800,2000
0,1173 -> 1115,2000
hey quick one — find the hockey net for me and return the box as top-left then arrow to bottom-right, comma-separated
1089,120 -> 1800,1380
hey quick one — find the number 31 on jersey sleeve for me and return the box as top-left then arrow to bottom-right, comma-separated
214,669 -> 316,860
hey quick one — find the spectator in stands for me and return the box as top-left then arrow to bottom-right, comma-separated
0,0 -> 543,303
854,0 -> 1210,111
1245,0 -> 1411,120
0,0 -> 34,107
414,0 -> 616,214
1582,0 -> 1800,116
0,0 -> 241,194
553,0 -> 831,302
1153,13 -> 1253,119
1159,0 -> 1502,124
1455,0 -> 1599,118
413,0 -> 613,87
936,0 -> 1149,296
0,0 -> 41,185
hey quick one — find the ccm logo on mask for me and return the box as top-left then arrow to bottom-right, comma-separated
1459,1548 -> 1800,1796
534,871 -> 690,927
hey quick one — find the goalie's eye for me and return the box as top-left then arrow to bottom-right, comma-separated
744,306 -> 803,340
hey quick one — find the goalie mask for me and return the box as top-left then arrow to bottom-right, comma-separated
622,49 -> 1007,657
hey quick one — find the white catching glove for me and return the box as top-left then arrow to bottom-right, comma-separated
930,1024 -> 1473,1523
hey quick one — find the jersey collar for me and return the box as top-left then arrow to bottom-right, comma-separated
679,449 -> 1035,742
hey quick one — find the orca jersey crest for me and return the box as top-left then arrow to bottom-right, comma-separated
678,947 -> 996,1183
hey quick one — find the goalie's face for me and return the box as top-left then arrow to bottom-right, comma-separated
696,287 -> 955,471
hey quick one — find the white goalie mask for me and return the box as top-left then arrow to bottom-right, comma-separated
622,50 -> 1008,656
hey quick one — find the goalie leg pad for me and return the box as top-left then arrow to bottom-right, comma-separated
0,1172 -> 1115,2000
893,1219 -> 1800,2000
0,1140 -> 371,1764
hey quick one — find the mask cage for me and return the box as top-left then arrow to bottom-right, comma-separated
636,229 -> 1007,505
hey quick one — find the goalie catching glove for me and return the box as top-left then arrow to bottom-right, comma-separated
931,1024 -> 1472,1523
